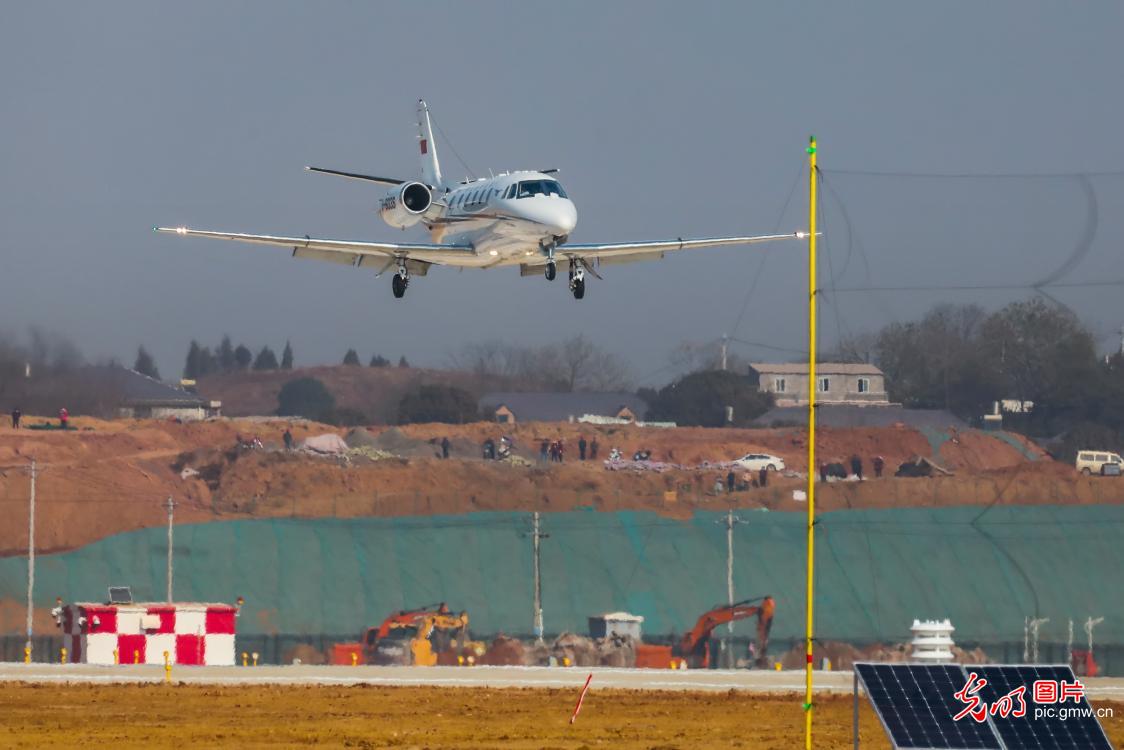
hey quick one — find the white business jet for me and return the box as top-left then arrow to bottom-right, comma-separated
157,101 -> 806,300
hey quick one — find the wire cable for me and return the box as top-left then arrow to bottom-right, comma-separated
729,162 -> 805,338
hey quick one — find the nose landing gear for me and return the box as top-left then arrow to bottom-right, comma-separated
545,261 -> 557,281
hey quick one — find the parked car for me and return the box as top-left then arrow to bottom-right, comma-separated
733,453 -> 785,472
1075,451 -> 1123,476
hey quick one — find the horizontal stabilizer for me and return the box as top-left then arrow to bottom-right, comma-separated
305,166 -> 403,186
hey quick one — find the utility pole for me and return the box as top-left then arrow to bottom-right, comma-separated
718,509 -> 748,632
720,335 -> 728,372
1085,616 -> 1104,653
1029,616 -> 1047,661
714,508 -> 748,670
530,512 -> 549,643
165,497 -> 176,603
25,459 -> 36,659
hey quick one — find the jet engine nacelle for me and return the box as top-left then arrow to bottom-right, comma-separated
379,182 -> 433,229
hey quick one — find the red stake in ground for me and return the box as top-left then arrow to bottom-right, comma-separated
570,673 -> 593,724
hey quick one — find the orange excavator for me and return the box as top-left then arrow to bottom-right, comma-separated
332,603 -> 471,666
636,596 -> 776,669
366,603 -> 470,666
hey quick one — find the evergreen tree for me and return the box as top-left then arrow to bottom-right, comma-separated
218,335 -> 236,372
277,377 -> 335,422
342,349 -> 361,366
134,346 -> 160,379
398,355 -> 410,368
369,354 -> 390,367
197,346 -> 217,376
397,385 -> 478,424
253,346 -> 280,370
234,344 -> 253,370
281,340 -> 294,370
184,340 -> 202,379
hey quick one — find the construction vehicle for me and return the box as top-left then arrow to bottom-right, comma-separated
636,596 -> 775,669
331,603 -> 472,666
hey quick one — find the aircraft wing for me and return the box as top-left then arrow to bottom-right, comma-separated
153,226 -> 474,270
556,232 -> 807,266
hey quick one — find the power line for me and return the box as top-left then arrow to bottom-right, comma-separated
433,121 -> 476,181
729,162 -> 805,338
821,279 -> 1124,294
821,168 -> 1124,179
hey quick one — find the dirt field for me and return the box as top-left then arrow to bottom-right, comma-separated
5,683 -> 1118,749
1,416 -> 1121,558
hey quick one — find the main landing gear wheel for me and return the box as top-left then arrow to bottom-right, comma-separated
545,261 -> 557,281
391,271 -> 409,299
571,277 -> 585,299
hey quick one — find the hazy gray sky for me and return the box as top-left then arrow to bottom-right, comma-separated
3,2 -> 1123,383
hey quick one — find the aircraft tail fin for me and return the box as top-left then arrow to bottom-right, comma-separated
416,100 -> 443,188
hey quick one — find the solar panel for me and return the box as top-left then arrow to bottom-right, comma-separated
855,663 -> 1115,750
975,665 -> 1113,750
855,663 -> 1001,749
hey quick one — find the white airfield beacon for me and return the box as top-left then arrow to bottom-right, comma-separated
157,100 -> 806,300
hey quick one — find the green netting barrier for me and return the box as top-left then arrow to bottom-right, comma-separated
2,505 -> 1120,646
988,430 -> 1041,461
917,426 -> 951,458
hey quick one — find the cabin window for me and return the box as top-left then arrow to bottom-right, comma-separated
505,184 -> 516,199
774,377 -> 786,393
817,377 -> 830,393
857,377 -> 870,394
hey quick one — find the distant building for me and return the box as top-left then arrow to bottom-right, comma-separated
91,366 -> 220,420
748,362 -> 890,407
479,392 -> 648,424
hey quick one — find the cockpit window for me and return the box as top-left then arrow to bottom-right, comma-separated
516,180 -> 567,199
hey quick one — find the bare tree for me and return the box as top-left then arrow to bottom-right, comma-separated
451,336 -> 630,391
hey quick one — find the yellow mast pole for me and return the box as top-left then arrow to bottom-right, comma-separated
804,135 -> 818,750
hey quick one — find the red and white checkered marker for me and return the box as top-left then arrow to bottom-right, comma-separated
570,673 -> 594,724
60,602 -> 238,666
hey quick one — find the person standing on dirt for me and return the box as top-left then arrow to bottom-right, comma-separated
540,439 -> 549,463
282,428 -> 293,451
58,407 -> 69,430
851,454 -> 863,480
872,455 -> 884,479
726,470 -> 736,493
578,435 -> 587,461
590,437 -> 599,461
10,409 -> 20,429
441,436 -> 450,459
758,467 -> 768,488
557,439 -> 565,463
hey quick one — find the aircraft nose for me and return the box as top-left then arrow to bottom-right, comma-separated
552,200 -> 577,235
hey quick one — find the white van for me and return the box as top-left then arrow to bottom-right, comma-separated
1075,451 -> 1123,476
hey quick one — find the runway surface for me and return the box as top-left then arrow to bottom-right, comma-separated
2,663 -> 1124,697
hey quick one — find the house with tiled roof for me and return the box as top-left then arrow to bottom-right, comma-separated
748,362 -> 890,407
479,391 -> 648,424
